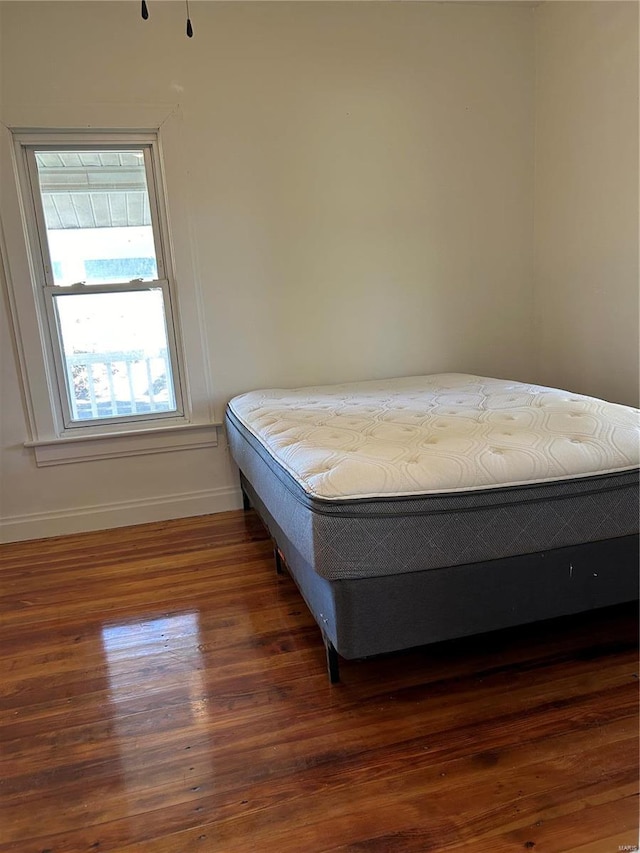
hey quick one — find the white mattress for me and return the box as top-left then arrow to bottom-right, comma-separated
227,373 -> 640,500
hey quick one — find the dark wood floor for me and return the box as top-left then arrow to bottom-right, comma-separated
0,511 -> 638,853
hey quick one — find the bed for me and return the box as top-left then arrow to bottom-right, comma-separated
225,373 -> 640,682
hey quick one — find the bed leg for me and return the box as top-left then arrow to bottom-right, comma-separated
274,545 -> 284,575
241,487 -> 251,512
323,635 -> 340,684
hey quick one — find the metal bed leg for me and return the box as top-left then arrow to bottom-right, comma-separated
324,635 -> 340,684
274,545 -> 284,575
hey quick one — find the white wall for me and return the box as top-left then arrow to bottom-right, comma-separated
534,0 -> 639,407
0,1 -> 537,541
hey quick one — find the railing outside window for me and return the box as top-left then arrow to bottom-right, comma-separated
64,348 -> 174,421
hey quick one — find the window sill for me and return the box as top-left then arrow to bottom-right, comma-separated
24,421 -> 221,467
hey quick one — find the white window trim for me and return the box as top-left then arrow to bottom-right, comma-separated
21,134 -> 186,430
0,105 -> 219,466
23,423 -> 217,467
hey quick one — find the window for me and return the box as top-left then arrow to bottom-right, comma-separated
0,116 -> 217,466
22,140 -> 183,427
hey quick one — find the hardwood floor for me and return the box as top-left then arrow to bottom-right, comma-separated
1,512 -> 638,853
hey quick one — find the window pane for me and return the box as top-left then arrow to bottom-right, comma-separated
53,289 -> 177,422
34,150 -> 159,286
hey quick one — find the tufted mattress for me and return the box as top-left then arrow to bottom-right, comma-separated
226,373 -> 640,582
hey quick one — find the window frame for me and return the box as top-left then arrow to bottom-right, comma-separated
19,133 -> 187,431
0,111 -> 218,466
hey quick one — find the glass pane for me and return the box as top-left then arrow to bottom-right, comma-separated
53,290 -> 177,422
34,150 -> 159,286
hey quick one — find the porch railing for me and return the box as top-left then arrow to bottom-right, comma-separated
64,348 -> 175,421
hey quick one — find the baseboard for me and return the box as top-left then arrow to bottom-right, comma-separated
0,486 -> 243,543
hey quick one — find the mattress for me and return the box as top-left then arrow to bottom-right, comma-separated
226,373 -> 640,580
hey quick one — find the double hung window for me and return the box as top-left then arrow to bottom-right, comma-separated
18,134 -> 184,429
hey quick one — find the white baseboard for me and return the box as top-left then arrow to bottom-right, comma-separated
0,486 -> 243,543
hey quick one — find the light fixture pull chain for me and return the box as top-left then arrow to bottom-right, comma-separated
139,0 -> 192,37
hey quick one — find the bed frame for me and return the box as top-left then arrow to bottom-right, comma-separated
239,472 -> 639,683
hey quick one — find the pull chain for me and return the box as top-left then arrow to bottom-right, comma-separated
140,0 -> 193,38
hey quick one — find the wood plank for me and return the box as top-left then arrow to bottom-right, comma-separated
0,512 -> 637,852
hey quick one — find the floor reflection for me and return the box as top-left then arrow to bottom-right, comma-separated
101,611 -> 213,806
